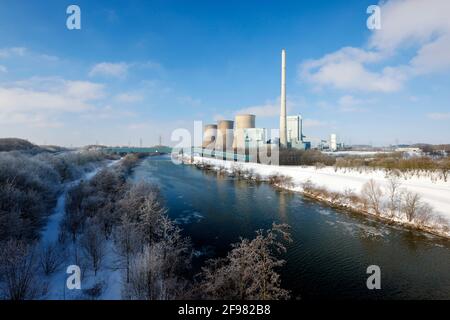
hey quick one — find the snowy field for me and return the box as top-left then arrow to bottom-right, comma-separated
190,156 -> 450,223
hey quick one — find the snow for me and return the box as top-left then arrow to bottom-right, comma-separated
189,156 -> 450,223
40,159 -> 123,300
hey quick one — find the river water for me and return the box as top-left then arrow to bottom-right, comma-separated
133,156 -> 450,299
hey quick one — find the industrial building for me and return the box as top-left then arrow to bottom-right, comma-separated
286,115 -> 309,150
198,48 -> 311,161
330,133 -> 337,151
202,124 -> 217,149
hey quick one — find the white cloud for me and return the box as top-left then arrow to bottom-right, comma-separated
0,47 -> 27,58
177,95 -> 202,107
338,95 -> 368,112
89,62 -> 129,78
0,112 -> 62,128
427,112 -> 450,120
235,96 -> 302,117
236,100 -> 279,117
115,92 -> 143,103
300,0 -> 450,92
64,81 -> 105,100
369,0 -> 450,51
0,77 -> 105,128
300,47 -> 405,92
0,87 -> 91,112
410,34 -> 450,74
303,119 -> 327,128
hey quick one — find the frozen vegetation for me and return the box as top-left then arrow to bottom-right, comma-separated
0,144 -> 113,299
1,151 -> 292,300
187,156 -> 450,238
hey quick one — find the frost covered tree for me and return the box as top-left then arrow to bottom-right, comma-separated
195,224 -> 292,300
123,224 -> 191,300
362,179 -> 383,216
80,219 -> 106,276
39,242 -> 65,276
122,212 -> 192,300
387,177 -> 402,218
113,213 -> 142,283
0,240 -> 44,300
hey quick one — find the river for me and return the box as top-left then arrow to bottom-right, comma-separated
132,156 -> 450,299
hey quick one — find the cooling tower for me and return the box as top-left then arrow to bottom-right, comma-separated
235,114 -> 255,129
202,124 -> 217,149
233,114 -> 256,150
216,120 -> 234,152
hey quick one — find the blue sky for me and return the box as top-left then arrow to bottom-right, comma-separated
0,0 -> 449,147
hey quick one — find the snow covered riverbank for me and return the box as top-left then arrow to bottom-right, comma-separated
40,159 -> 122,300
187,156 -> 450,238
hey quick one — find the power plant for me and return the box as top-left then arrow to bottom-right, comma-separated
202,124 -> 217,149
199,49 -> 310,161
216,120 -> 234,152
232,114 -> 256,150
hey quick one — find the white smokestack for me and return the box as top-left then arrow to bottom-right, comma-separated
280,49 -> 287,147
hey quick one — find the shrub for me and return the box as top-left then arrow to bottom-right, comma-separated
268,174 -> 294,188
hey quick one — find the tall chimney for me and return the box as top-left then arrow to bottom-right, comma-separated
280,49 -> 287,147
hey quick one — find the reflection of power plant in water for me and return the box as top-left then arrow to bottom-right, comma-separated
199,49 -> 311,159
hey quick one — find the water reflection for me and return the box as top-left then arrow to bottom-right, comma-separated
132,156 -> 450,299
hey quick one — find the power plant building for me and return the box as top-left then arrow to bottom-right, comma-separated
233,114 -> 256,150
202,124 -> 217,149
287,115 -> 302,143
330,133 -> 337,151
195,48 -> 312,162
242,128 -> 267,149
216,120 -> 234,152
286,115 -> 309,150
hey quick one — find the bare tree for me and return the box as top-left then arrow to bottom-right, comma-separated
387,177 -> 402,218
195,224 -> 292,300
138,193 -> 167,244
0,240 -> 44,300
113,213 -> 142,283
80,219 -> 106,276
361,179 -> 383,215
415,203 -> 433,227
402,191 -> 421,222
61,208 -> 84,242
39,242 -> 65,276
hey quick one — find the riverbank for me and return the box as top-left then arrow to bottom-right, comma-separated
184,156 -> 450,239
